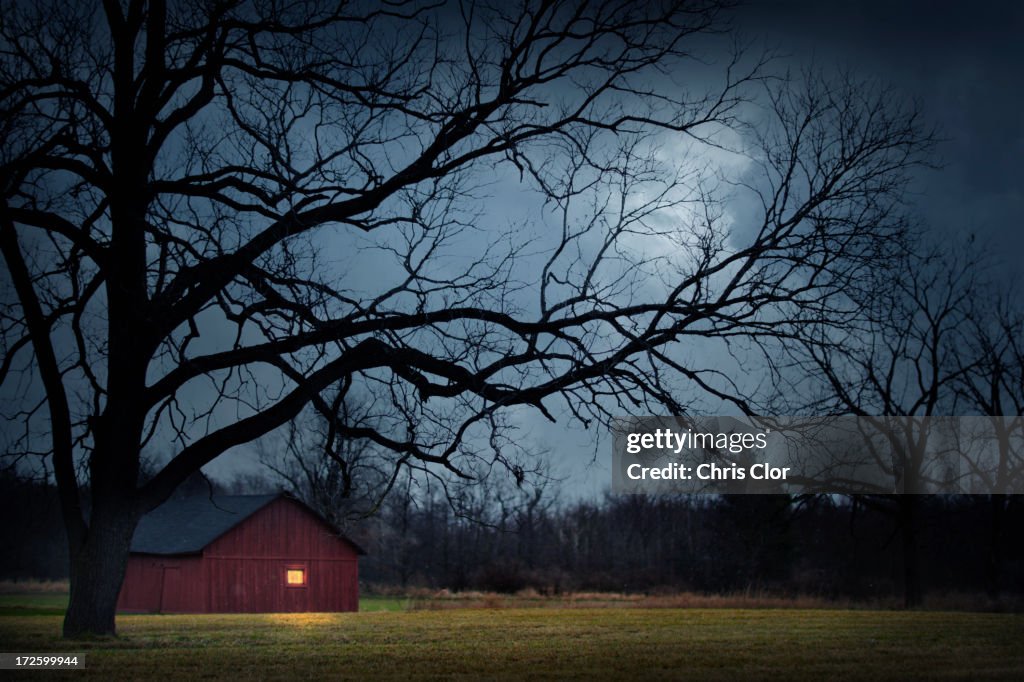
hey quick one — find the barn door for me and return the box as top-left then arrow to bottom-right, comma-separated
159,566 -> 184,613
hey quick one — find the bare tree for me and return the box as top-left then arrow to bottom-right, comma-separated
262,387 -> 554,531
258,394 -> 402,528
953,289 -> 1024,599
954,292 -> 1024,493
0,0 -> 932,636
782,244 -> 984,606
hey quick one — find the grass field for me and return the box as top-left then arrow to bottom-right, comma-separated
0,604 -> 1022,680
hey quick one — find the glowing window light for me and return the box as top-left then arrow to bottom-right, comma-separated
286,568 -> 306,586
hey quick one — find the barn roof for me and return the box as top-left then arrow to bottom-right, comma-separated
130,493 -> 365,555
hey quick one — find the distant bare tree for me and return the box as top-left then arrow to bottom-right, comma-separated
0,0 -> 932,636
953,290 -> 1024,599
259,394 -> 399,528
782,245 -> 986,606
954,293 -> 1024,492
260,386 -> 553,537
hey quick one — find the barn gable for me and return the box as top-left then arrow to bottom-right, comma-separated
204,496 -> 365,559
129,494 -> 280,554
129,493 -> 364,557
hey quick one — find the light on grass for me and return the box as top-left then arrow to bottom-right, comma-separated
266,613 -> 337,629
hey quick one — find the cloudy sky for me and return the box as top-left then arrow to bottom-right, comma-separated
521,0 -> 1024,496
198,0 -> 1024,497
749,0 -> 1024,268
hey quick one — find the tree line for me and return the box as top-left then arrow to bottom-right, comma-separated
4,469 -> 1021,607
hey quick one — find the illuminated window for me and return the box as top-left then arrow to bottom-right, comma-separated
285,565 -> 307,587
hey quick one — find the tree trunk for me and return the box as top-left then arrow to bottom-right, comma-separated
899,496 -> 922,608
63,502 -> 138,638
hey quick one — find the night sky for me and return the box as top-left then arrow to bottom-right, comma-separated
202,1 -> 1024,495
748,0 -> 1024,273
3,1 -> 1020,499
198,1 -> 1024,495
535,0 -> 1024,496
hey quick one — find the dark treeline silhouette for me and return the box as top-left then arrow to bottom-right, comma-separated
0,472 -> 68,580
4,471 -> 1020,606
352,488 -> 1024,602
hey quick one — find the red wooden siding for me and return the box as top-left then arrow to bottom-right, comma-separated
117,497 -> 360,614
205,558 -> 357,612
117,556 -> 205,613
205,497 -> 359,560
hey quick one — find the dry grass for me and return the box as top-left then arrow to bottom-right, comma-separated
402,591 -> 861,611
391,588 -> 1020,613
1,608 -> 1022,680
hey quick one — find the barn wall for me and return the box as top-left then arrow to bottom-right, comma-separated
203,498 -> 360,612
117,555 -> 205,613
206,558 -> 358,612
205,498 -> 361,560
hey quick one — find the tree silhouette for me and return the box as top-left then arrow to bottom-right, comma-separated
1,0 -> 931,636
953,288 -> 1024,599
781,245 -> 1022,606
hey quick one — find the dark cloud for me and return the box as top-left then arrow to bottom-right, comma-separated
743,0 -> 1024,278
528,2 -> 1024,495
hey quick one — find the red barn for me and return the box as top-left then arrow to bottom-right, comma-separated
117,493 -> 364,613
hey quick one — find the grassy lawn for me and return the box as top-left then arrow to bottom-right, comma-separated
0,608 -> 1021,680
0,593 -> 69,616
358,596 -> 410,612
